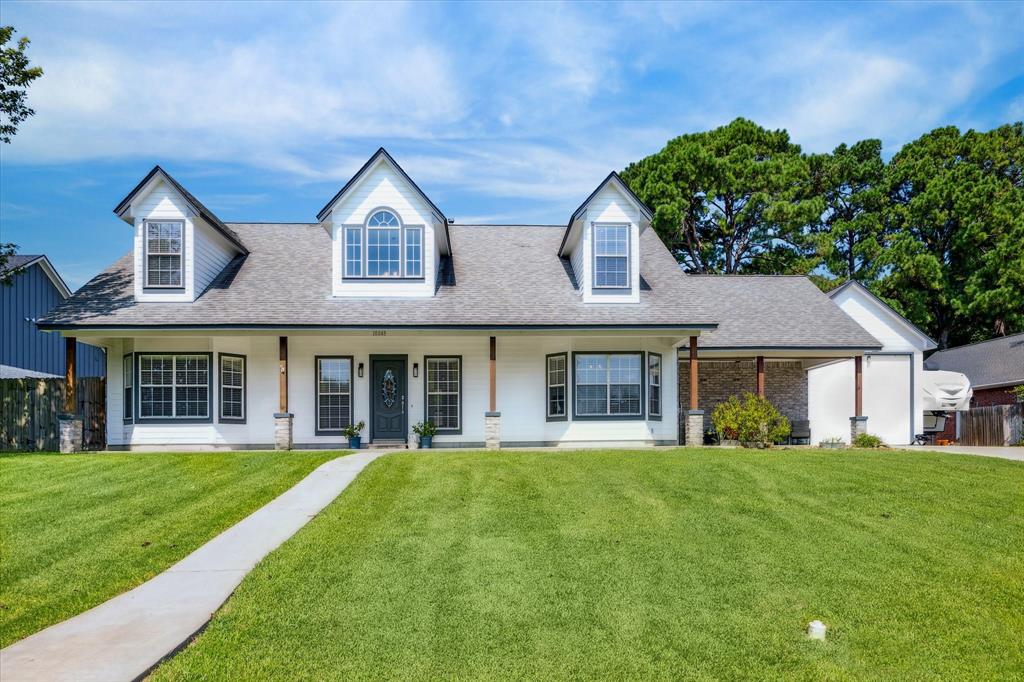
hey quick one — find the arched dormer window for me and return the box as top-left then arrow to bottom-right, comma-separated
343,208 -> 423,279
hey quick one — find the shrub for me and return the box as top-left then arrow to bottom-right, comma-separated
713,393 -> 790,447
853,433 -> 885,448
342,420 -> 365,438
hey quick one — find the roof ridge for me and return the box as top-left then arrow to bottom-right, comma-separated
930,331 -> 1024,353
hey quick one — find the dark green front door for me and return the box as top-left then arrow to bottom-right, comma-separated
370,355 -> 407,441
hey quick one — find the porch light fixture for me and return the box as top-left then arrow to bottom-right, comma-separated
358,362 -> 364,378
413,362 -> 419,378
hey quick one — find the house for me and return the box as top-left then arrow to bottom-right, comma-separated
1,255 -> 105,379
40,148 -> 925,452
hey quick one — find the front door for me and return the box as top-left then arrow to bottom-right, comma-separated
370,355 -> 407,441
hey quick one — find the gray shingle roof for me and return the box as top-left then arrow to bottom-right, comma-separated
924,333 -> 1024,389
690,275 -> 882,349
38,224 -> 720,329
4,254 -> 43,271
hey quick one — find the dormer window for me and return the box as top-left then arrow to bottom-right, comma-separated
145,220 -> 184,288
342,209 -> 425,280
593,224 -> 629,289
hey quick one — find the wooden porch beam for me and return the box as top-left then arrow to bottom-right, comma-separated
64,337 -> 77,414
756,355 -> 765,398
854,355 -> 863,417
279,336 -> 289,414
489,336 -> 497,413
689,336 -> 699,411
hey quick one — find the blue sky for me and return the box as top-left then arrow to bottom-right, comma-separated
2,0 -> 1022,289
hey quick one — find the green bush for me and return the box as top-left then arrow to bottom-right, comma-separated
713,393 -> 790,447
853,433 -> 885,448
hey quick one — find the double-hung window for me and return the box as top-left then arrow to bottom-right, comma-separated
546,353 -> 567,420
145,220 -> 184,287
593,224 -> 629,289
344,226 -> 363,277
648,353 -> 662,419
425,356 -> 461,432
123,354 -> 133,423
219,354 -> 246,422
366,210 -> 401,277
138,354 -> 210,420
316,356 -> 353,434
574,352 -> 642,418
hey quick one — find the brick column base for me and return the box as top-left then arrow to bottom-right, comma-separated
850,416 -> 868,443
274,413 -> 294,451
59,415 -> 83,453
685,410 -> 704,447
485,412 -> 501,450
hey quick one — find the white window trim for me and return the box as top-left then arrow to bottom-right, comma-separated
365,209 -> 402,279
592,223 -> 630,290
143,220 -> 185,289
403,225 -> 424,279
343,226 -> 363,278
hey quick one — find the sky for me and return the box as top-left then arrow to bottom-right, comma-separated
2,0 -> 1022,289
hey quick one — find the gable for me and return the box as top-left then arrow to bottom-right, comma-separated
830,282 -> 936,352
558,172 -> 651,257
328,159 -> 434,227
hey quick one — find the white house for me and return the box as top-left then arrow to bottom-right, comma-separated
40,148 -> 945,451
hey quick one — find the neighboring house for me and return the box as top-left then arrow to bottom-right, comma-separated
41,149 -> 910,451
1,255 -> 105,379
924,333 -> 1024,406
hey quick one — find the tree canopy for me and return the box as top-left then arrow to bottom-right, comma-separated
622,119 -> 1024,347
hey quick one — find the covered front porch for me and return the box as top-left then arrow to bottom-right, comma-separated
676,340 -> 870,446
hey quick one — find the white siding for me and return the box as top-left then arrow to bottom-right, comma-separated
326,159 -> 442,298
107,333 -> 678,449
130,179 -> 238,303
572,183 -> 643,304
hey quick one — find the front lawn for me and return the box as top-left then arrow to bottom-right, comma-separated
0,449 -> 343,647
154,448 -> 1023,680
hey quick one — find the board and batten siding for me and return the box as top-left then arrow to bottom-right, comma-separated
1,263 -> 105,377
105,333 -> 677,449
327,160 -> 441,298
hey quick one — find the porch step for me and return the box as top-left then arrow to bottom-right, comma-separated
368,440 -> 407,450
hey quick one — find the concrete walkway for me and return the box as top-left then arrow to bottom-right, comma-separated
893,444 -> 1024,462
0,450 -> 389,682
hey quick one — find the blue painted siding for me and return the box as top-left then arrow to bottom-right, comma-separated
1,263 -> 106,377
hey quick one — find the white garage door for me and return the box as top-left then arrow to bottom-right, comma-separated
863,354 -> 912,445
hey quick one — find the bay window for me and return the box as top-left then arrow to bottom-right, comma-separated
574,352 -> 643,418
137,353 -> 211,421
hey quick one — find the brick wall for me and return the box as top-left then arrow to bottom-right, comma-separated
678,359 -> 808,434
971,385 -> 1022,408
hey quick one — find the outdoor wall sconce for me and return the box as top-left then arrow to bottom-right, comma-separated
413,362 -> 419,378
358,362 -> 364,378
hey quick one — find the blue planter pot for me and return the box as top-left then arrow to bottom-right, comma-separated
348,436 -> 362,449
419,436 -> 433,449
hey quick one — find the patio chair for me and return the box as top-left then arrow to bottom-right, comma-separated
787,420 -> 811,445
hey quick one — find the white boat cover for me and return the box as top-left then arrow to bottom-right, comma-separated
921,370 -> 973,412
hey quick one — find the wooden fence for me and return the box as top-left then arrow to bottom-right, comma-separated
0,378 -> 106,452
959,404 -> 1023,447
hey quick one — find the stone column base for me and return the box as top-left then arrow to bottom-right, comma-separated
850,416 -> 868,443
274,413 -> 294,451
59,415 -> 83,453
485,412 -> 501,450
685,410 -> 704,447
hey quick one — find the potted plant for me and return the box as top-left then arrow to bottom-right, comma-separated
343,421 -> 365,449
412,420 -> 437,449
819,436 -> 845,449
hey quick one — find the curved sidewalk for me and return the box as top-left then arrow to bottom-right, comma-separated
1,450 -> 390,682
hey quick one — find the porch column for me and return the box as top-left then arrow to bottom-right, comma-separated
755,355 -> 765,398
685,336 -> 703,447
850,355 -> 867,442
485,336 -> 501,449
59,337 -> 83,453
274,336 -> 293,450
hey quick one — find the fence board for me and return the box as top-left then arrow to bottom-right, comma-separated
960,404 -> 1023,446
0,378 -> 106,452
